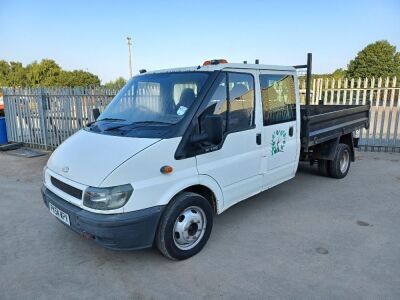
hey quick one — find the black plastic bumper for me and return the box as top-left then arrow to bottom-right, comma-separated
41,186 -> 165,250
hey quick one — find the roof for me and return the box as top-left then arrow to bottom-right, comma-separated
144,63 -> 296,75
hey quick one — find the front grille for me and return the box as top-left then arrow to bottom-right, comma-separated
51,176 -> 83,200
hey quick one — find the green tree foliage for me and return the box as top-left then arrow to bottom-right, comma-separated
346,40 -> 400,78
26,59 -> 61,86
332,68 -> 346,79
0,59 -> 100,87
0,60 -> 11,86
7,62 -> 27,86
53,70 -> 101,87
300,41 -> 399,82
104,77 -> 127,90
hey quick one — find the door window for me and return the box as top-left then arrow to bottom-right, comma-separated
200,73 -> 228,132
199,72 -> 255,135
260,75 -> 296,125
228,73 -> 255,131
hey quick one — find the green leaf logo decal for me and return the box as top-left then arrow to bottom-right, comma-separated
271,129 -> 287,156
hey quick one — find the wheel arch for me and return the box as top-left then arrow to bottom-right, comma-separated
179,185 -> 218,214
311,133 -> 355,162
162,175 -> 224,215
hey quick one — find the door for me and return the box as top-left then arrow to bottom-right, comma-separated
259,72 -> 300,189
196,71 -> 263,210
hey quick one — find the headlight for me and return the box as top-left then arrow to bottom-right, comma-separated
83,184 -> 133,210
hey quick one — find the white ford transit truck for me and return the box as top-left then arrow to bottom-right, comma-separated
42,54 -> 370,260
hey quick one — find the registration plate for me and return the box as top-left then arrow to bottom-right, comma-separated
49,202 -> 70,226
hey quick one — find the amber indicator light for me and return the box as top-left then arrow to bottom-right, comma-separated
160,165 -> 173,174
203,59 -> 228,66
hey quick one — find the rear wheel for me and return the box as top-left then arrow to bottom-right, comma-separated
156,192 -> 213,260
328,143 -> 351,179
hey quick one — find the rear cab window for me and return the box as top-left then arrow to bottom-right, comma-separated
259,74 -> 296,125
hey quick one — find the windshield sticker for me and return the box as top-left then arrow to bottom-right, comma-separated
271,129 -> 287,155
177,106 -> 188,116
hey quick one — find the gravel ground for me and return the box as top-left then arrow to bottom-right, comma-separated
0,150 -> 399,299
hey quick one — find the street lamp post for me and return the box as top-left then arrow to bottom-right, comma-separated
127,36 -> 132,78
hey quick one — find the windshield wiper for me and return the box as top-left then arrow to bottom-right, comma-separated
103,120 -> 175,131
129,121 -> 175,125
87,118 -> 127,127
97,118 -> 127,122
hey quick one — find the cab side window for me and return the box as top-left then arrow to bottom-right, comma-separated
199,72 -> 255,135
200,73 -> 228,132
260,75 -> 296,125
228,73 -> 255,131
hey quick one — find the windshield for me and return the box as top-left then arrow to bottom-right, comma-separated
99,72 -> 211,125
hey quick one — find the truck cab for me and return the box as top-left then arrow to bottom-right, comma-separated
42,58 -> 369,260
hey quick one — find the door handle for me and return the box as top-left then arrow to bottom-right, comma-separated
256,133 -> 262,145
289,127 -> 294,137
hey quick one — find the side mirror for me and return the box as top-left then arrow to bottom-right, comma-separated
191,115 -> 224,145
92,108 -> 100,120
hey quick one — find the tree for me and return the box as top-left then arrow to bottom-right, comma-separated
54,70 -> 100,87
332,68 -> 346,79
346,40 -> 400,78
7,62 -> 27,87
26,59 -> 61,86
0,60 -> 11,86
104,77 -> 127,90
0,59 -> 101,87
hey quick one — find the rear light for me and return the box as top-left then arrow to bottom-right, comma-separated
203,59 -> 228,66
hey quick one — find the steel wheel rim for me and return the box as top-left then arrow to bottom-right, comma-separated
340,149 -> 350,173
173,206 -> 207,250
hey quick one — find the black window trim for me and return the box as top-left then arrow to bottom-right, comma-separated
174,70 -> 257,159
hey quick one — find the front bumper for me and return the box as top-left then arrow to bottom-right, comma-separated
42,186 -> 165,250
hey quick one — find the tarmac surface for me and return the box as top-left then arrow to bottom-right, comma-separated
0,150 -> 399,299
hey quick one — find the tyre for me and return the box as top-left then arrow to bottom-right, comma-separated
156,192 -> 213,260
328,143 -> 351,179
317,159 -> 330,176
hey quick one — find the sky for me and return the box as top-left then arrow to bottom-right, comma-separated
1,0 -> 399,83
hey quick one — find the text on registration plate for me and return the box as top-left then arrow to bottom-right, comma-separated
49,202 -> 70,226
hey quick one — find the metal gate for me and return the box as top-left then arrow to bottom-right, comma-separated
3,87 -> 116,149
3,79 -> 400,152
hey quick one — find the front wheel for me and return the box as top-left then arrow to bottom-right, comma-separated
156,192 -> 213,260
329,143 -> 351,179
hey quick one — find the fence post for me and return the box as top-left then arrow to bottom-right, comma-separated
2,88 -> 11,142
386,77 -> 396,150
37,88 -> 49,150
329,78 -> 335,104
